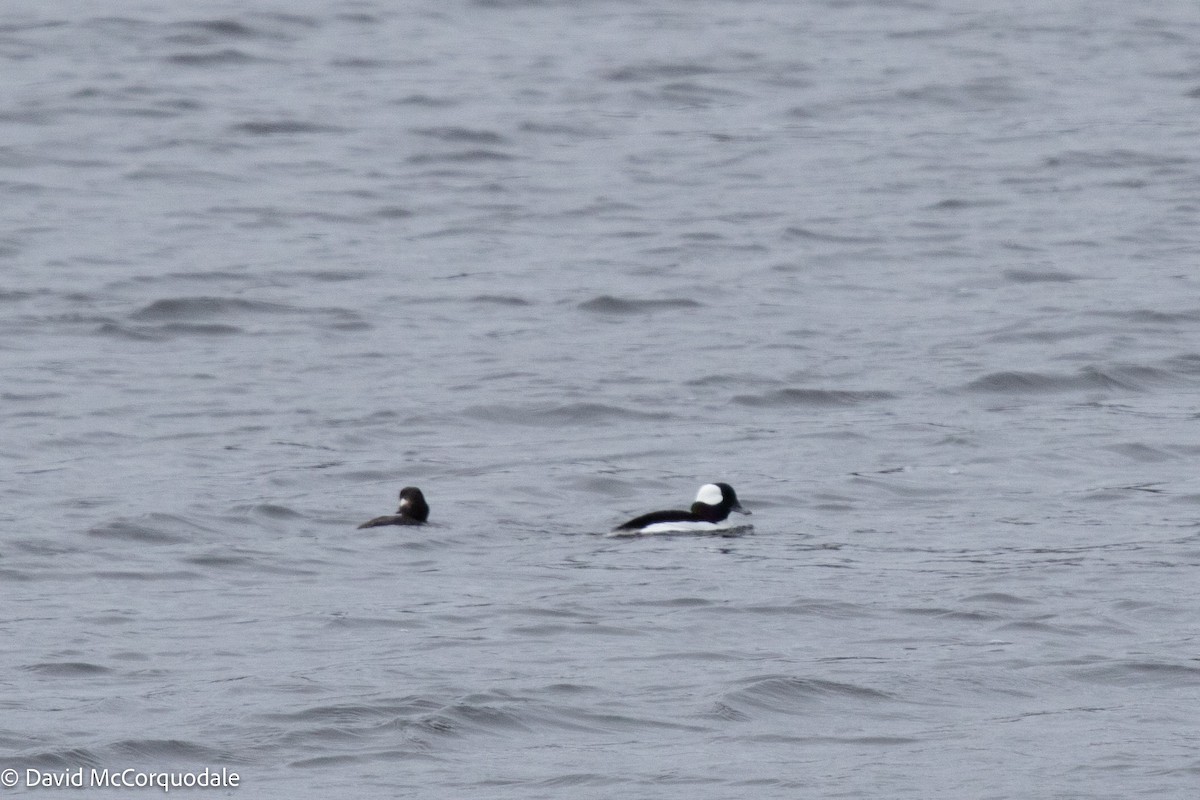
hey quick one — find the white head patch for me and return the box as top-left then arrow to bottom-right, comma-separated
695,483 -> 723,506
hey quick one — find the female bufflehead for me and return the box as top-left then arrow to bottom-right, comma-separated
612,482 -> 751,535
357,486 -> 429,528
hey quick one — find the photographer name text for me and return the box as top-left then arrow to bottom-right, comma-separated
2,767 -> 239,792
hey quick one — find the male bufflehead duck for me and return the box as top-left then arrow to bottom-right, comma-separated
357,486 -> 429,528
612,482 -> 751,535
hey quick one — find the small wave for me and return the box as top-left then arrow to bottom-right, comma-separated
740,733 -> 920,746
158,322 -> 244,336
896,77 -> 1024,108
1072,660 -> 1200,687
248,503 -> 304,519
962,365 -> 1175,394
125,296 -> 364,334
130,296 -> 291,321
640,650 -> 742,663
166,15 -> 316,45
520,121 -> 603,137
705,701 -> 751,721
1093,308 -> 1200,325
289,754 -> 368,768
644,82 -> 748,106
569,476 -> 638,495
605,61 -> 718,83
897,606 -> 996,622
296,268 -> 376,282
92,570 -> 203,582
406,150 -> 514,164
412,126 -> 508,144
230,120 -> 347,136
0,748 -> 103,770
721,675 -> 893,715
534,773 -> 623,788
1003,268 -> 1081,283
266,693 -> 553,747
183,552 -> 261,569
473,0 -> 569,8
961,592 -> 1037,605
170,19 -> 260,40
434,703 -> 532,735
262,698 -> 441,725
0,20 -> 68,35
330,57 -> 390,70
393,94 -> 459,107
1164,353 -> 1200,375
87,520 -> 184,544
983,323 -> 1101,344
2,390 -> 64,402
578,295 -> 702,314
87,514 -> 209,544
24,662 -> 111,676
323,615 -> 421,630
94,322 -> 203,341
710,600 -> 869,618
783,226 -> 882,244
110,738 -> 240,763
686,373 -> 780,388
1102,442 -> 1176,463
1043,149 -> 1189,170
470,294 -> 531,306
166,49 -> 260,66
926,198 -> 1006,210
288,748 -> 439,768
465,402 -> 670,426
732,388 -> 895,407
374,206 -> 413,219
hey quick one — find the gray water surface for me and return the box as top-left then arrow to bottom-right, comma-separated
3,1 -> 1200,797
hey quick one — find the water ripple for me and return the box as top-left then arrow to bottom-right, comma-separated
733,388 -> 896,407
578,295 -> 703,314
